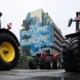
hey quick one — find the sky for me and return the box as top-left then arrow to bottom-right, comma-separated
0,0 -> 80,41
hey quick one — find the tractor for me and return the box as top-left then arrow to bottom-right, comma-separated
0,12 -> 20,70
28,46 -> 63,69
62,11 -> 80,72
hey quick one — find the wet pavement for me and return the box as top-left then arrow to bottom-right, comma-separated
0,69 -> 80,80
27,77 -> 80,80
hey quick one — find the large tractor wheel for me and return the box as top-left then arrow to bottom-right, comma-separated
62,39 -> 71,71
0,33 -> 19,70
56,55 -> 63,69
39,60 -> 45,69
63,37 -> 80,72
28,57 -> 37,69
69,37 -> 80,71
44,57 -> 54,69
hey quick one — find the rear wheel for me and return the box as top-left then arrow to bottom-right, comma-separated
69,37 -> 80,71
56,55 -> 63,69
28,57 -> 37,69
62,37 -> 80,72
62,39 -> 71,71
44,57 -> 54,69
39,60 -> 45,69
0,33 -> 19,70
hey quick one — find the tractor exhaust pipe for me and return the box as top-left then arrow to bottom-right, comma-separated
0,12 -> 2,28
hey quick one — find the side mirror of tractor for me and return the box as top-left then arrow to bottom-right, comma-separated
0,12 -> 2,17
68,18 -> 73,27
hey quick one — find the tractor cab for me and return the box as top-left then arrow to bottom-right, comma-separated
66,11 -> 80,39
35,47 -> 51,58
35,46 -> 53,60
42,47 -> 50,56
76,11 -> 80,31
68,11 -> 80,32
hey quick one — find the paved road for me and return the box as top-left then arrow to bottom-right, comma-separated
0,69 -> 80,80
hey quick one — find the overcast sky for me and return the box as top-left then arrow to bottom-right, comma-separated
0,0 -> 80,41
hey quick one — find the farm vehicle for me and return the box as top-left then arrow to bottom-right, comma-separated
0,12 -> 20,70
62,11 -> 80,72
28,46 -> 63,69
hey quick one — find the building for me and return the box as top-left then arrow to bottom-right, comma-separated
20,9 -> 64,56
53,22 -> 64,53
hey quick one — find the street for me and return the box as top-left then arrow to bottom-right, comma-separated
0,69 -> 80,80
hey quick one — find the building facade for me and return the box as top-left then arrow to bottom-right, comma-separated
53,22 -> 64,53
20,9 -> 64,56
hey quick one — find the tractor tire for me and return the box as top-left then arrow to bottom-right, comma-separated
28,57 -> 37,69
53,60 -> 57,69
62,39 -> 71,71
39,60 -> 45,69
44,57 -> 54,69
0,33 -> 20,70
69,37 -> 80,72
56,54 -> 63,69
63,37 -> 80,72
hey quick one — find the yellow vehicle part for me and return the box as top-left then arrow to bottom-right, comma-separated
0,42 -> 15,62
